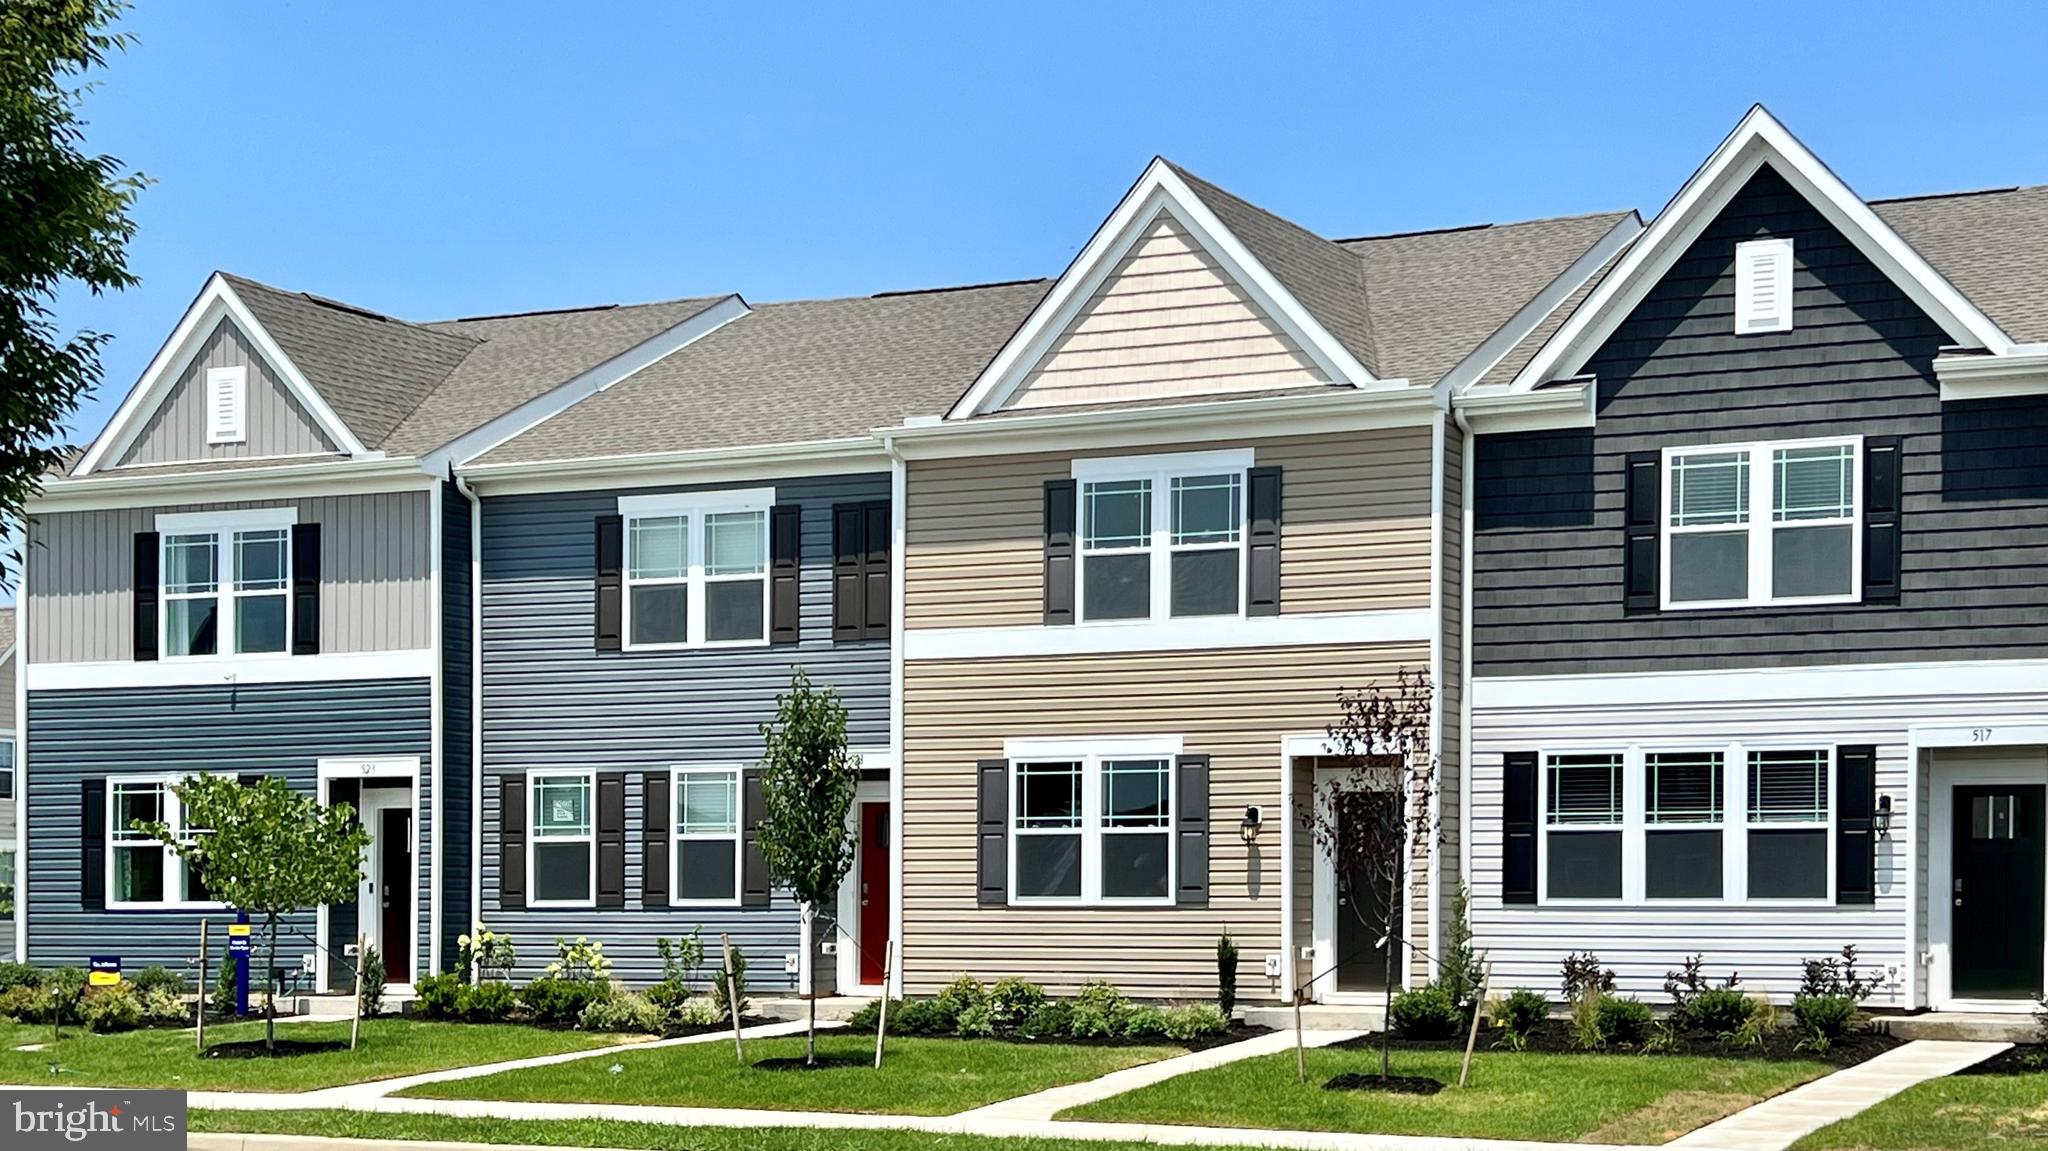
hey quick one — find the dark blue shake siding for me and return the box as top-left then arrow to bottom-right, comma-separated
26,679 -> 431,980
479,473 -> 890,988
439,481 -> 475,969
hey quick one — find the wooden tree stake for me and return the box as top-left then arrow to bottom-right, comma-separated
196,919 -> 209,1055
721,933 -> 744,1062
874,939 -> 894,1069
1458,959 -> 1492,1089
350,932 -> 367,1051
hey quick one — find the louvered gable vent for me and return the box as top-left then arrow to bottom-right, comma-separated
1734,238 -> 1794,334
206,365 -> 247,444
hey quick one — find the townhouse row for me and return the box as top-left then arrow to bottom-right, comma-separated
14,107 -> 2048,1013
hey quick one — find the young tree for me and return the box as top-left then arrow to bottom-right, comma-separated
0,0 -> 145,566
138,775 -> 369,1054
1299,668 -> 1436,1080
755,668 -> 859,1066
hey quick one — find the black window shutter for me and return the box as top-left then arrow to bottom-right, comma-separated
770,505 -> 802,644
133,532 -> 160,662
594,515 -> 623,651
832,503 -> 864,642
596,772 -> 626,907
1862,437 -> 1903,604
82,778 -> 106,909
741,766 -> 771,905
1042,480 -> 1076,626
1246,466 -> 1283,616
290,523 -> 322,656
1175,754 -> 1211,906
862,501 -> 890,639
642,771 -> 669,907
1623,452 -> 1661,613
1836,745 -> 1877,905
237,773 -> 265,788
1502,751 -> 1539,905
977,758 -> 1009,905
498,773 -> 526,911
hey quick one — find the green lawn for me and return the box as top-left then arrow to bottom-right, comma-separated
1793,1070 -> 2048,1150
0,1019 -> 626,1092
400,1032 -> 1181,1116
1060,1047 -> 1833,1144
191,1110 -> 1264,1151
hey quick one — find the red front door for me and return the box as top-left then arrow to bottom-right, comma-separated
858,802 -> 891,985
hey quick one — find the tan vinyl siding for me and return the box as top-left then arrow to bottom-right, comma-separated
905,428 -> 1433,629
114,319 -> 341,468
1006,211 -> 1325,410
27,491 -> 432,662
901,640 -> 1431,1000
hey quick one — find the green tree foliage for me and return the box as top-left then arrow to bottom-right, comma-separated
137,775 -> 368,1053
0,0 -> 146,559
755,668 -> 859,1064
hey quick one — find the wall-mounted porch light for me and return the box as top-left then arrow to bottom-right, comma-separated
1875,794 -> 1893,836
1239,805 -> 1263,843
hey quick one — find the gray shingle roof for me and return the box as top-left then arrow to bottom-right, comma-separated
473,282 -> 1051,465
1875,184 -> 2048,343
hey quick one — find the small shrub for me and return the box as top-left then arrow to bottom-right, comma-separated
42,968 -> 87,1025
1560,951 -> 1615,1001
80,984 -> 143,1032
357,944 -> 386,1017
139,987 -> 189,1027
579,991 -> 661,1033
1491,988 -> 1548,1050
1019,1000 -> 1074,1039
1440,886 -> 1483,1012
935,974 -> 987,1023
1726,996 -> 1778,1050
210,943 -> 239,1017
1595,995 -> 1654,1046
982,977 -> 1047,1034
130,966 -> 186,996
711,946 -> 748,1020
1791,993 -> 1860,1052
955,1000 -> 999,1037
1216,932 -> 1239,1020
2035,999 -> 2048,1046
464,981 -> 518,1023
0,985 -> 41,1021
0,962 -> 42,992
1798,946 -> 1877,1002
1681,986 -> 1755,1035
888,998 -> 953,1035
656,930 -> 706,989
457,924 -> 518,983
1389,984 -> 1465,1040
1568,989 -> 1604,1050
1663,954 -> 1741,1028
1068,980 -> 1132,1039
521,976 -> 612,1026
1159,1003 -> 1228,1041
662,995 -> 722,1030
545,936 -> 612,982
847,997 -> 889,1031
413,972 -> 466,1020
1120,1004 -> 1169,1038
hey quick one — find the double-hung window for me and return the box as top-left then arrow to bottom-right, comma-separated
1747,748 -> 1831,900
1009,739 -> 1176,905
0,734 -> 13,800
1662,437 -> 1859,608
529,771 -> 595,906
1645,751 -> 1723,899
672,767 -> 742,905
158,509 -> 296,657
107,777 -> 216,908
620,490 -> 772,649
1543,753 -> 1623,900
1074,450 -> 1251,623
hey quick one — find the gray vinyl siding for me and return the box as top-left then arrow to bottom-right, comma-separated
114,318 -> 341,468
1471,164 -> 2048,676
23,679 -> 430,978
28,491 -> 434,662
439,482 -> 475,966
478,472 -> 890,988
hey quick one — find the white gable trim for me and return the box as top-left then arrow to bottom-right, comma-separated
948,159 -> 1376,419
1508,106 -> 2013,394
73,274 -> 369,477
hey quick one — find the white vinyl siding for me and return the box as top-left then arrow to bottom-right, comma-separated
1735,238 -> 1794,334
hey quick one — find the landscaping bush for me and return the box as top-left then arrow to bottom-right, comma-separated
1726,996 -> 1778,1050
545,936 -> 612,982
1492,988 -> 1549,1051
934,974 -> 986,1024
358,944 -> 386,1017
888,998 -> 954,1035
1798,946 -> 1877,1000
210,943 -> 239,1018
464,981 -> 518,1023
1595,995 -> 1654,1046
1390,983 -> 1466,1040
1663,953 -> 1741,1029
0,962 -> 42,993
1119,1004 -> 1170,1039
847,997 -> 888,1031
1067,980 -> 1132,1038
139,987 -> 189,1027
578,991 -> 661,1033
1790,994 -> 1859,1051
413,972 -> 465,1020
1560,951 -> 1615,1000
457,924 -> 518,983
1682,986 -> 1756,1035
661,995 -> 722,1030
0,984 -> 42,1021
79,984 -> 142,1032
521,976 -> 613,1026
1018,1000 -> 1073,1039
1158,1003 -> 1228,1041
130,966 -> 186,996
1216,932 -> 1238,1020
42,967 -> 88,1025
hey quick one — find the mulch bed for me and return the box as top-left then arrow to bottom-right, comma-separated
1960,1044 -> 2047,1076
1324,1072 -> 1443,1094
656,1015 -> 765,1040
202,1038 -> 350,1059
750,1052 -> 875,1072
1332,1019 -> 1901,1067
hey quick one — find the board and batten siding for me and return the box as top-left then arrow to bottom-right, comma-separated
476,473 -> 891,986
114,319 -> 341,468
23,678 -> 430,973
901,641 -> 1431,1000
1468,684 -> 2048,1007
27,491 -> 433,663
1471,164 -> 2048,676
904,429 -> 1434,629
1006,211 -> 1326,410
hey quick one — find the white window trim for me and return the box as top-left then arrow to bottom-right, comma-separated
155,507 -> 298,661
1535,741 -> 1838,909
617,488 -> 776,652
1071,448 -> 1254,625
527,770 -> 597,909
670,764 -> 744,909
1735,238 -> 1796,335
1003,735 -> 1182,908
1659,435 -> 1862,611
206,365 -> 247,445
0,731 -> 13,802
105,773 -> 229,911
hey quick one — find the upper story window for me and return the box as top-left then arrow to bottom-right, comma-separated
108,776 -> 218,909
1661,437 -> 1859,610
529,771 -> 595,907
619,489 -> 773,650
672,766 -> 742,906
1009,738 -> 1177,906
1074,449 -> 1251,623
0,734 -> 12,800
157,508 -> 296,658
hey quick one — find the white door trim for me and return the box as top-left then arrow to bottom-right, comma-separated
314,756 -> 422,996
1924,741 -> 2048,1012
1308,763 -> 1410,1005
834,779 -> 892,995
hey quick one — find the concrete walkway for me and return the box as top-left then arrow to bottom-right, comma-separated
956,1028 -> 1362,1120
1668,1039 -> 2010,1151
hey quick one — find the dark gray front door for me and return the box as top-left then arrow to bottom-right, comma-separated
1334,789 -> 1400,992
1952,785 -> 2045,999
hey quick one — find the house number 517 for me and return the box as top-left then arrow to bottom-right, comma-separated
1971,728 -> 1994,742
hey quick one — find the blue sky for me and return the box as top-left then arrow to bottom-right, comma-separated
50,0 -> 2048,449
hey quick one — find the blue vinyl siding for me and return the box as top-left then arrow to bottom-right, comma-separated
479,473 -> 889,988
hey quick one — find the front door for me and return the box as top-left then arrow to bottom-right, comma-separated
1951,784 -> 2045,999
379,808 -> 413,983
858,802 -> 891,986
1334,789 -> 1400,992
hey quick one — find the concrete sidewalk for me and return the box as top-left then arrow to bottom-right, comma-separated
1668,1038 -> 2010,1151
956,1028 -> 1362,1121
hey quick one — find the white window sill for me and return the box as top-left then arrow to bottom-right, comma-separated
526,899 -> 596,910
670,898 -> 743,910
1006,897 -> 1176,909
106,901 -> 229,912
1661,593 -> 1862,612
620,638 -> 770,653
